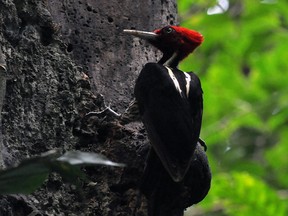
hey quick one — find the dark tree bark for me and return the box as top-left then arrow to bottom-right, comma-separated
0,0 -> 177,215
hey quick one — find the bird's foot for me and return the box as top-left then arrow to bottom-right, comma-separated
198,138 -> 207,151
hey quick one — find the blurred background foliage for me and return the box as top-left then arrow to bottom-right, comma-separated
177,0 -> 288,215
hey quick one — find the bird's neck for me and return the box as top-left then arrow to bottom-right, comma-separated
159,51 -> 186,68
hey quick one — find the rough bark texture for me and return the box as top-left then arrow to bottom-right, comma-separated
0,0 -> 177,215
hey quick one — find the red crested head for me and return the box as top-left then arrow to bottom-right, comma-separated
124,25 -> 204,67
154,26 -> 203,45
152,26 -> 203,66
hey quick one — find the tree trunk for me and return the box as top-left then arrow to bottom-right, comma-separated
0,0 -> 177,215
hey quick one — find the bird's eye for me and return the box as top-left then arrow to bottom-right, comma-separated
164,27 -> 174,34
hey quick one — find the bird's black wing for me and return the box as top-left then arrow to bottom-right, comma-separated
134,63 -> 203,182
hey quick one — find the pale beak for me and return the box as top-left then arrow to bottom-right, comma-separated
123,29 -> 158,41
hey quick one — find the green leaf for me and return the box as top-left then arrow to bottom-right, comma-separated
0,150 -> 125,195
57,151 -> 125,167
54,151 -> 125,185
0,163 -> 49,195
0,150 -> 58,195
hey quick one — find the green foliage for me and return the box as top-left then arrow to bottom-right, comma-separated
201,172 -> 287,216
0,150 -> 124,195
178,0 -> 288,215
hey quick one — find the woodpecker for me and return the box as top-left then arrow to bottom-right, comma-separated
124,26 -> 211,215
124,26 -> 204,182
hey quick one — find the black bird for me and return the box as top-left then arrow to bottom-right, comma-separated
124,25 -> 211,216
124,26 -> 204,182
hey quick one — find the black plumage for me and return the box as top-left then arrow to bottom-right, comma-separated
135,63 -> 203,182
123,26 -> 211,215
141,143 -> 211,216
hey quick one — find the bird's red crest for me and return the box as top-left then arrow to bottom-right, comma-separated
154,26 -> 204,45
171,26 -> 204,44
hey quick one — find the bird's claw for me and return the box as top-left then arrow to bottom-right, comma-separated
198,138 -> 207,151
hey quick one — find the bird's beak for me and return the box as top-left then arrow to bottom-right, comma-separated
123,29 -> 158,41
